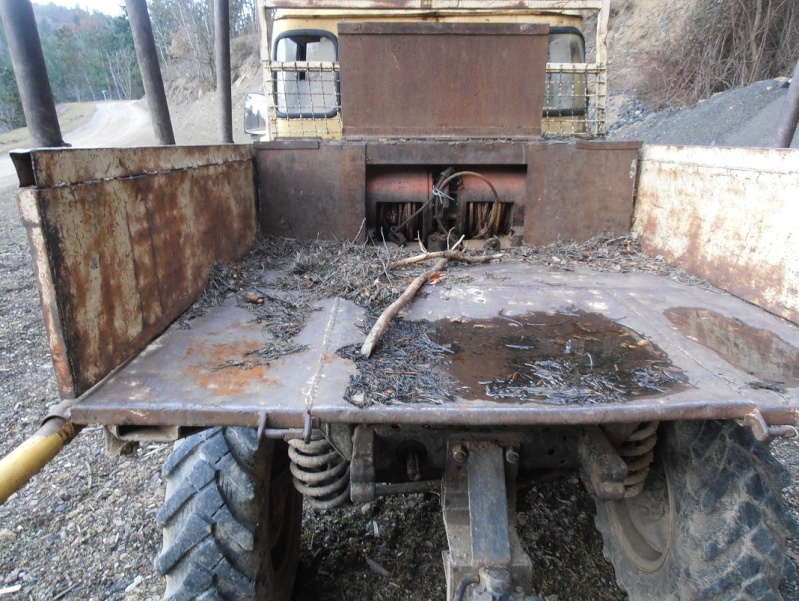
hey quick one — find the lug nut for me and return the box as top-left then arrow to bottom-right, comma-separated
505,447 -> 519,464
452,444 -> 468,464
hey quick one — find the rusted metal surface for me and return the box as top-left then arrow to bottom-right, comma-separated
523,140 -> 641,244
257,139 -> 638,242
257,143 -> 366,239
338,22 -> 548,138
743,410 -> 799,442
365,141 -> 529,165
16,146 -> 256,398
72,297 -> 365,427
634,144 -> 799,326
578,427 -> 627,500
442,439 -> 531,600
71,264 -> 799,429
262,1 -> 604,9
11,145 -> 249,188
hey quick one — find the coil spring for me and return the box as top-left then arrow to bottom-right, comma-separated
287,431 -> 350,509
618,421 -> 659,498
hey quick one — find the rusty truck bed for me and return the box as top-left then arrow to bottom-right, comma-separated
71,262 -> 799,430
13,143 -> 799,435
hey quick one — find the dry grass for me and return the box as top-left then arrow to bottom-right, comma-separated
0,103 -> 96,150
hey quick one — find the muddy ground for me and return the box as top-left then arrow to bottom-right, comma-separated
0,173 -> 797,600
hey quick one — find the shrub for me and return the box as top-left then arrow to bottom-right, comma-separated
641,0 -> 799,109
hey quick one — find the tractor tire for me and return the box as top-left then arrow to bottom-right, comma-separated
595,420 -> 797,601
155,427 -> 302,601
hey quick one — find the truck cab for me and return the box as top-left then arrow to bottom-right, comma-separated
246,3 -> 603,140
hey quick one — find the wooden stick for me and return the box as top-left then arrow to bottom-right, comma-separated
0,585 -> 22,597
361,257 -> 449,358
388,250 -> 502,269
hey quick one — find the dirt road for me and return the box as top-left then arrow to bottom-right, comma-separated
0,100 -> 154,189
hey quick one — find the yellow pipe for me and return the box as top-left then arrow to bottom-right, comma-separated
0,417 -> 81,505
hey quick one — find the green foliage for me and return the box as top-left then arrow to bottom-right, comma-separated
0,65 -> 24,130
642,0 -> 799,109
0,4 -> 144,128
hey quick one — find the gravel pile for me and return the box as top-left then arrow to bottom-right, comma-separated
609,78 -> 798,147
605,92 -> 651,137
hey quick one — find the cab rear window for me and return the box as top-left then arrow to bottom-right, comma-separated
273,31 -> 339,118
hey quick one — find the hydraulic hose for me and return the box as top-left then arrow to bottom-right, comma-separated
0,415 -> 81,505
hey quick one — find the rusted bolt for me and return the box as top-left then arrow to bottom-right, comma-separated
452,444 -> 468,464
505,447 -> 519,464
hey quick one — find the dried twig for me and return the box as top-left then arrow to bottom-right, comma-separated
53,582 -> 80,600
0,585 -> 22,597
361,257 -> 449,358
388,250 -> 502,269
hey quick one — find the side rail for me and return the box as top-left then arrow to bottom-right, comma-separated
13,146 -> 257,399
633,144 -> 799,327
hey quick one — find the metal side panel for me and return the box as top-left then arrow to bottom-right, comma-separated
16,146 -> 257,399
257,142 -> 366,239
71,264 -> 799,429
523,140 -> 641,245
255,139 -> 639,244
11,145 -> 251,188
634,145 -> 799,326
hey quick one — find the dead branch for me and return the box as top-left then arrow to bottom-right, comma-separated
361,257 -> 449,358
388,250 -> 503,269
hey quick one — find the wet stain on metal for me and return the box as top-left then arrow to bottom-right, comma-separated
430,311 -> 684,404
665,307 -> 799,389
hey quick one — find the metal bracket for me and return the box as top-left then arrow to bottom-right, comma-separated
442,439 -> 534,601
578,426 -> 627,500
350,425 -> 376,503
742,410 -> 799,442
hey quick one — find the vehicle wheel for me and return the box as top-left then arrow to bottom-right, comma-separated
594,420 -> 797,601
155,427 -> 302,601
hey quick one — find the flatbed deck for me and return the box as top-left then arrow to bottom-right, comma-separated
72,262 -> 799,430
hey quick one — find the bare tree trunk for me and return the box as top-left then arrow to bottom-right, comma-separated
106,51 -> 122,99
174,0 -> 205,80
750,0 -> 764,73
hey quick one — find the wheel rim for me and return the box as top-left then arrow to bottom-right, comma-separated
608,458 -> 674,572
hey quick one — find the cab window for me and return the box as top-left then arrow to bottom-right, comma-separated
546,27 -> 587,116
273,31 -> 338,118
